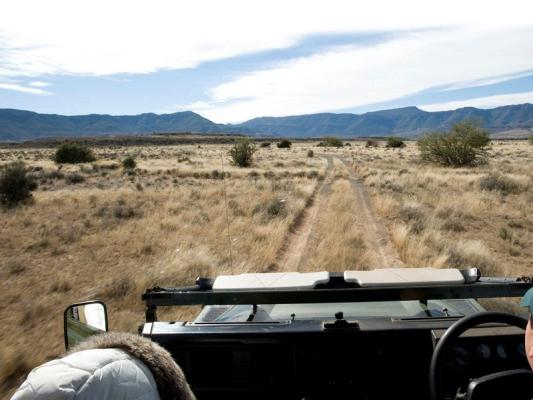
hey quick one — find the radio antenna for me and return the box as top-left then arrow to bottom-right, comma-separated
220,151 -> 234,273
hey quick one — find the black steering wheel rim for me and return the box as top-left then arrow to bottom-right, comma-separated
429,311 -> 527,400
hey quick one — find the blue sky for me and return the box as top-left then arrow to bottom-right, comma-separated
1,0 -> 533,123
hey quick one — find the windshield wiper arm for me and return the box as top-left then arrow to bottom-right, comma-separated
246,304 -> 258,322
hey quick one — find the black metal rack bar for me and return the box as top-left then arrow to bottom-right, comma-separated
142,281 -> 533,307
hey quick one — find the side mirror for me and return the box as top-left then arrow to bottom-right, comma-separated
64,301 -> 108,350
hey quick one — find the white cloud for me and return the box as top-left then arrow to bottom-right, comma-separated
2,1 -> 533,109
0,82 -> 51,95
419,92 -> 533,112
28,80 -> 50,87
190,26 -> 533,122
1,0 -> 533,79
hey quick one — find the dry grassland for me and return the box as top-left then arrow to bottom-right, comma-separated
0,139 -> 532,397
0,143 -> 322,397
353,141 -> 532,277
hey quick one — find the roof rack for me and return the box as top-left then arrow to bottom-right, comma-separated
141,271 -> 533,322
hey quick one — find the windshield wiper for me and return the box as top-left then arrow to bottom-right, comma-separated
246,304 -> 258,322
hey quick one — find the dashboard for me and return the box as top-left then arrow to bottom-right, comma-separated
433,325 -> 528,398
146,319 -> 528,400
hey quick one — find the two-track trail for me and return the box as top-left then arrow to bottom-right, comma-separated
275,155 -> 335,271
337,157 -> 404,268
275,154 -> 403,271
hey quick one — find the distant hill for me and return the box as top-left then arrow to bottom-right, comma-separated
0,109 -> 226,141
235,104 -> 533,137
2,103 -> 533,141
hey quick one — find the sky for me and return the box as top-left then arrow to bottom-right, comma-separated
1,0 -> 533,123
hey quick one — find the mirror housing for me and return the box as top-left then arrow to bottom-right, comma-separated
64,301 -> 108,350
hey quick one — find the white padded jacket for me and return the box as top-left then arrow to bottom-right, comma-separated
11,332 -> 195,400
12,348 -> 160,400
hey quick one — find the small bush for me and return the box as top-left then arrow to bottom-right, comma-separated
479,173 -> 522,194
229,139 -> 257,167
113,206 -> 136,219
252,198 -> 287,221
65,173 -> 85,184
418,121 -> 490,166
529,136 -> 533,145
0,162 -> 37,207
499,227 -> 511,241
266,199 -> 286,218
50,279 -> 72,293
259,142 -> 271,148
318,137 -> 343,147
277,139 -> 292,149
210,169 -> 228,180
386,137 -> 406,148
54,143 -> 95,164
122,156 -> 136,169
307,149 -> 314,158
441,218 -> 466,232
365,139 -> 379,147
8,260 -> 25,275
103,276 -> 134,299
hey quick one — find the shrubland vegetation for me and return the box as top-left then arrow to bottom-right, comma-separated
386,137 -> 406,148
230,139 -> 257,167
0,136 -> 531,399
54,143 -> 96,164
277,139 -> 292,149
317,137 -> 343,147
0,162 -> 37,207
122,155 -> 136,169
418,121 -> 490,166
354,140 -> 531,278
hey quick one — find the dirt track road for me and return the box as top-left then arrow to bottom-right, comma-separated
277,155 -> 403,271
276,155 -> 335,271
337,157 -> 404,268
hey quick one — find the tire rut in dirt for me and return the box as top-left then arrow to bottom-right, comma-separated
337,156 -> 404,268
275,155 -> 335,271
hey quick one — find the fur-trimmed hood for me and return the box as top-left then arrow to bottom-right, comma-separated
70,332 -> 196,400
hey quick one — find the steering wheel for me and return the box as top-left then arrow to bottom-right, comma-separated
429,311 -> 528,400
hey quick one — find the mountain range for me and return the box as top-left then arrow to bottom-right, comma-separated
1,103 -> 533,141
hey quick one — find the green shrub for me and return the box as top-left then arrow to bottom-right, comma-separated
65,173 -> 85,184
307,149 -> 314,158
229,139 -> 257,167
122,156 -> 136,169
259,142 -> 271,148
54,143 -> 96,164
385,137 -> 406,148
479,173 -> 522,194
252,198 -> 287,221
529,136 -> 533,145
365,139 -> 379,147
266,199 -> 286,217
0,162 -> 37,207
277,139 -> 292,149
210,169 -> 228,179
318,137 -> 343,147
418,121 -> 490,166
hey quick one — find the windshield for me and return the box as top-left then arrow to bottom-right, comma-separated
195,299 -> 481,324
